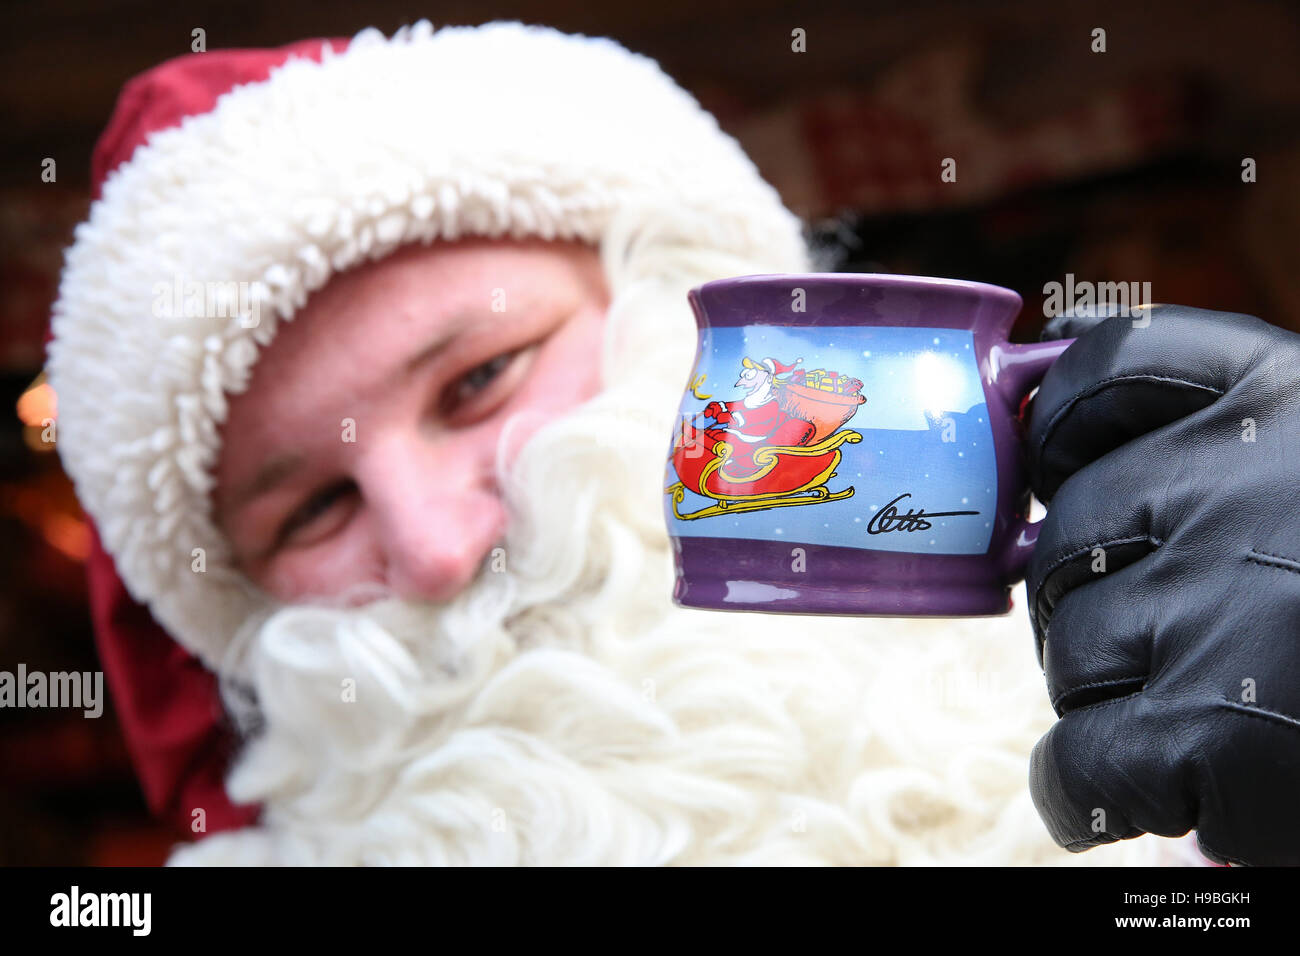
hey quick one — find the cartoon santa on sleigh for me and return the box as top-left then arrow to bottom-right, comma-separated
666,355 -> 866,520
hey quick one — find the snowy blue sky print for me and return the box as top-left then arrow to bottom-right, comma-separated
667,324 -> 998,555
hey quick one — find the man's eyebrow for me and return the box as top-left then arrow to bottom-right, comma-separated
403,300 -> 542,376
404,324 -> 463,376
221,452 -> 305,518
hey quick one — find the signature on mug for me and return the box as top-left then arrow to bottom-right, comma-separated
866,492 -> 979,535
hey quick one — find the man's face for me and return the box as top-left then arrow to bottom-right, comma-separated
214,238 -> 610,604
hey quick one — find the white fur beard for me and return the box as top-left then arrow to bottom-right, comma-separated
168,242 -> 1195,867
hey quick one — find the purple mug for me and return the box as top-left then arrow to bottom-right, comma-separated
662,273 -> 1070,616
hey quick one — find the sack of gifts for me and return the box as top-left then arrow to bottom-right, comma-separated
776,369 -> 866,443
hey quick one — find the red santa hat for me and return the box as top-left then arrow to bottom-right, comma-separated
46,20 -> 809,674
743,356 -> 802,375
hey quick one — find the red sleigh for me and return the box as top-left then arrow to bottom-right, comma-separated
665,379 -> 866,521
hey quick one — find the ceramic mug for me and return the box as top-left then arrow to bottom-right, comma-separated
663,273 -> 1071,616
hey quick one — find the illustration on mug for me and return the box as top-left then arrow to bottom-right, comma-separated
665,353 -> 866,520
666,325 -> 996,556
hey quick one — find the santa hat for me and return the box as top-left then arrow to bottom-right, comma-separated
47,20 -> 809,673
742,356 -> 802,375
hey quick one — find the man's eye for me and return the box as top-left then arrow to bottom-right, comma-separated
441,352 -> 516,414
278,480 -> 357,546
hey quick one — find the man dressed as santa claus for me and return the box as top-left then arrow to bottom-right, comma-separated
46,21 -> 1300,866
701,357 -> 814,473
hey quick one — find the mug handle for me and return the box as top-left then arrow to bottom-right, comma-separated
990,338 -> 1076,582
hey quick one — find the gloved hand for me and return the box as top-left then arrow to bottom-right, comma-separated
703,400 -> 733,424
1024,304 -> 1300,866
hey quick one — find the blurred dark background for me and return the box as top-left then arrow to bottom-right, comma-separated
2,0 -> 1299,864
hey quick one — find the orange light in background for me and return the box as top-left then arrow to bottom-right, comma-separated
16,380 -> 57,426
41,511 -> 91,561
17,372 -> 58,451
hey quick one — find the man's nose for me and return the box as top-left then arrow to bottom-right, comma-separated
357,431 -> 506,602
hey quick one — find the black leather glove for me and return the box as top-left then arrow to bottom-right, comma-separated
1025,304 -> 1300,866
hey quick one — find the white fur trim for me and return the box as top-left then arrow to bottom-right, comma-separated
47,20 -> 808,671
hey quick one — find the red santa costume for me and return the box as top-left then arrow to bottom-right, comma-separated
46,21 -> 1199,865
